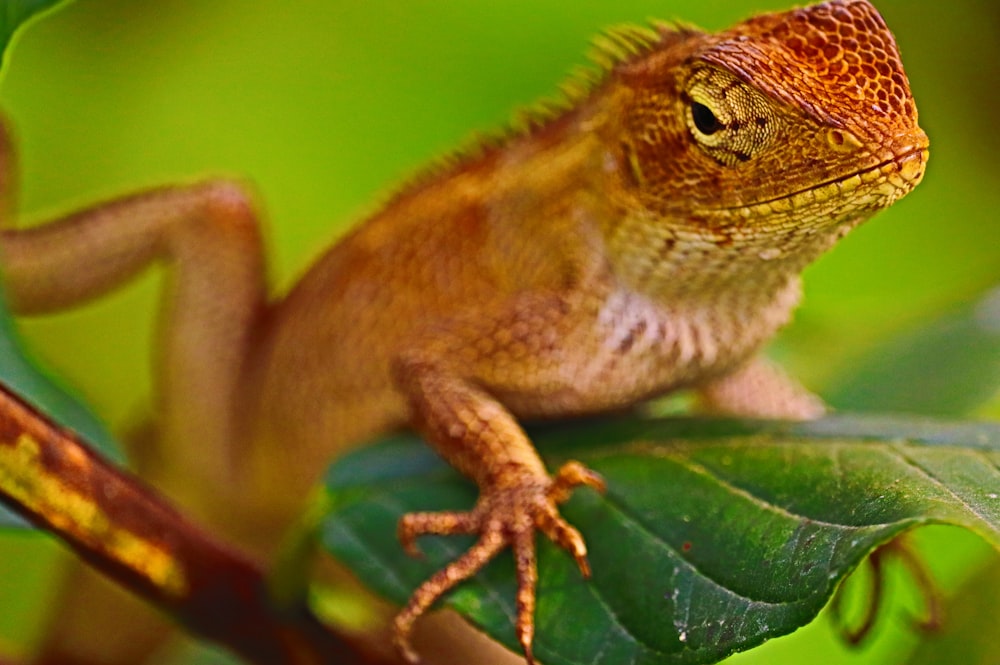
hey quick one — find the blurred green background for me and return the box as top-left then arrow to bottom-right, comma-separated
0,0 -> 997,663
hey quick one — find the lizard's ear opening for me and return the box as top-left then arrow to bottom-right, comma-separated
683,65 -> 779,167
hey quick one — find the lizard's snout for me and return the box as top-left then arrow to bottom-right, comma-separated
896,147 -> 928,186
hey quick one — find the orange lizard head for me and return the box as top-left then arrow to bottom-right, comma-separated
614,0 -> 927,236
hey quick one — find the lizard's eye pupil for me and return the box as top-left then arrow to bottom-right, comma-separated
691,101 -> 723,135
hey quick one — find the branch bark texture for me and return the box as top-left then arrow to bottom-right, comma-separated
0,381 -> 363,664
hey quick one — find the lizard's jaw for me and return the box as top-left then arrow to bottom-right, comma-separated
715,136 -> 928,232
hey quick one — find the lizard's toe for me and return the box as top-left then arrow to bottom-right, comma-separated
535,506 -> 591,577
549,460 -> 606,502
393,527 -> 505,663
398,510 -> 478,557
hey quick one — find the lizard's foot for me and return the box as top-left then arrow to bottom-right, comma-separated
393,460 -> 605,664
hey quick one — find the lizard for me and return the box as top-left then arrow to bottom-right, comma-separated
0,0 -> 927,662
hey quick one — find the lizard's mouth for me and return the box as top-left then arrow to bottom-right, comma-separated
724,146 -> 929,217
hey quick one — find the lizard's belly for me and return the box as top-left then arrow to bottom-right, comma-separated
508,281 -> 801,418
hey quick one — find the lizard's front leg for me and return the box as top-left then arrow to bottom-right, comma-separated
388,301 -> 606,664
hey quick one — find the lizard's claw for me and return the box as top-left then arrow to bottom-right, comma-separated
545,460 -> 605,576
393,460 -> 605,664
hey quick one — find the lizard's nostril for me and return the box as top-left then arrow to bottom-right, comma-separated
826,128 -> 863,152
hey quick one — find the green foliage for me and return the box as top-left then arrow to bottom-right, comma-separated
827,288 -> 1000,417
0,0 -> 69,72
320,416 -> 1000,665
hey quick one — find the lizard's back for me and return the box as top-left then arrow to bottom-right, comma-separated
249,111 -> 619,453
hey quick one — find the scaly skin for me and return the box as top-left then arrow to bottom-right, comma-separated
0,1 -> 926,663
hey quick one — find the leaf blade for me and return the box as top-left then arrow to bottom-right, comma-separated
320,415 -> 1000,665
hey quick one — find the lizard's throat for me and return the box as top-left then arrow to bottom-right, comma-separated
606,207 -> 860,307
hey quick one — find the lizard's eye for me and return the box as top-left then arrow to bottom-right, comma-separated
690,102 -> 722,135
683,66 -> 778,167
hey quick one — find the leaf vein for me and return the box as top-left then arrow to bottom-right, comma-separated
972,448 -> 1000,474
675,453 -> 895,531
888,446 -> 996,527
329,508 -> 411,598
555,533 -> 670,661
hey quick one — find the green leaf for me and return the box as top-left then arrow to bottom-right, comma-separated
320,415 -> 1000,665
0,294 -> 123,528
0,0 -> 72,72
823,285 -> 1000,663
826,287 -> 1000,417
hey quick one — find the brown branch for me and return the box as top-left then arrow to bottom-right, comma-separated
0,381 -> 372,664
